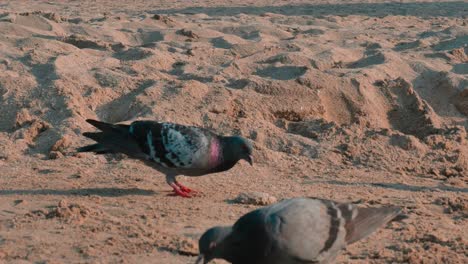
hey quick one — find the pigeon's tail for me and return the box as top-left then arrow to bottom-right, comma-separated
77,119 -> 144,158
76,143 -> 113,154
85,119 -> 130,133
342,205 -> 402,244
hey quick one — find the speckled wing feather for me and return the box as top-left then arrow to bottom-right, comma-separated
128,121 -> 213,169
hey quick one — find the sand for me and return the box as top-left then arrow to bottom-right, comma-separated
0,0 -> 467,263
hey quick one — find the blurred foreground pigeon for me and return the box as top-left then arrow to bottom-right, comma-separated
77,119 -> 253,197
196,197 -> 401,264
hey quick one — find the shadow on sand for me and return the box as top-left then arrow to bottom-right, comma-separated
0,187 -> 156,197
152,1 -> 467,18
306,180 -> 468,193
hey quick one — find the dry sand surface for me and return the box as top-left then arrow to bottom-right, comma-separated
0,0 -> 467,263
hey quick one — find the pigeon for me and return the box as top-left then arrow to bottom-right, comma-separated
77,119 -> 253,197
196,197 -> 402,264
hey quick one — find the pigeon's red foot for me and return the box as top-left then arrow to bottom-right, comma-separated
175,182 -> 196,193
169,182 -> 193,198
172,187 -> 191,198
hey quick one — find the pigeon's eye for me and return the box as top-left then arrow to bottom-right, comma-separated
242,145 -> 250,153
209,242 -> 217,249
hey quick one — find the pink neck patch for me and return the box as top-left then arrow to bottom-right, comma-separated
209,138 -> 221,167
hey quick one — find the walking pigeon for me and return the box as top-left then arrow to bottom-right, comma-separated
196,197 -> 402,264
77,119 -> 253,197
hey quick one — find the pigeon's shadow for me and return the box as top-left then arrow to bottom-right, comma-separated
305,180 -> 468,193
0,188 -> 157,197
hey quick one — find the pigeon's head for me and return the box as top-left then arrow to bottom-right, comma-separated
196,226 -> 232,264
224,136 -> 253,165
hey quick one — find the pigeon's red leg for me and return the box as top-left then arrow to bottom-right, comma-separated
166,175 -> 193,198
175,181 -> 194,193
169,183 -> 191,198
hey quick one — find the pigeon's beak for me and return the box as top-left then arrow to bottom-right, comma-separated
244,154 -> 253,166
195,254 -> 210,264
194,254 -> 203,264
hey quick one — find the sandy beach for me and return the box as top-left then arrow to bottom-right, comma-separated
0,1 -> 467,263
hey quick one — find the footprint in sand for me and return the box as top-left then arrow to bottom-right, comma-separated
452,63 -> 468,74
348,52 -> 386,69
255,66 -> 308,80
62,34 -> 111,50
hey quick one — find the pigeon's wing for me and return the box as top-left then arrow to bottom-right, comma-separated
266,198 -> 401,263
263,198 -> 346,263
129,121 -> 212,169
337,203 -> 401,244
